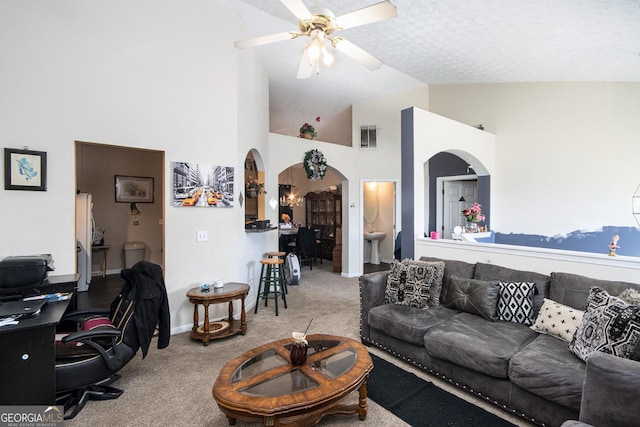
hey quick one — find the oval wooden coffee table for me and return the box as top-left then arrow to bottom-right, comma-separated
212,334 -> 373,426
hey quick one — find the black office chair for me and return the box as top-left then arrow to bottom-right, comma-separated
55,261 -> 170,419
295,227 -> 316,270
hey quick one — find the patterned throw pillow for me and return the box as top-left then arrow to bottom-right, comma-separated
530,298 -> 584,342
498,282 -> 536,325
384,259 -> 445,309
569,286 -> 640,362
618,288 -> 640,306
402,258 -> 446,306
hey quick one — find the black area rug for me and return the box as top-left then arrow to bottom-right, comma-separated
367,353 -> 516,427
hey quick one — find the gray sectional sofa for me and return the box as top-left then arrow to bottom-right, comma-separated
359,257 -> 640,427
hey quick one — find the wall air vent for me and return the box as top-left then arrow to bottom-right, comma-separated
360,125 -> 377,149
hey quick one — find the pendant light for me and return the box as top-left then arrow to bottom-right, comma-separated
280,166 -> 304,207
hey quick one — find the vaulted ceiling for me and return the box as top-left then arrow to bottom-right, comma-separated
227,1 -> 640,132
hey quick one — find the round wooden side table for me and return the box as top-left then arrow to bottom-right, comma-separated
186,282 -> 249,346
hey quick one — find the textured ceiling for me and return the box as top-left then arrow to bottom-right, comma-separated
227,0 -> 640,127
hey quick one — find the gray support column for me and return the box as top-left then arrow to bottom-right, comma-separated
400,107 -> 414,260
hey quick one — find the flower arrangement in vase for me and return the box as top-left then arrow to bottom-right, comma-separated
246,176 -> 265,198
461,203 -> 485,232
299,116 -> 320,139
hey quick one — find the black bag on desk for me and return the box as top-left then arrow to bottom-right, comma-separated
0,254 -> 54,288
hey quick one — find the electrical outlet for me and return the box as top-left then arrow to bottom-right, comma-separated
196,230 -> 208,242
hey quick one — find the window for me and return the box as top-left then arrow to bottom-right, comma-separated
360,125 -> 377,149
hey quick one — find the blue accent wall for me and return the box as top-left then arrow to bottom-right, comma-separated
495,226 -> 640,257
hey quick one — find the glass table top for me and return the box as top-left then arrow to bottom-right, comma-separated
232,338 -> 357,398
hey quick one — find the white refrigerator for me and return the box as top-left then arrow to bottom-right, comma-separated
76,193 -> 94,292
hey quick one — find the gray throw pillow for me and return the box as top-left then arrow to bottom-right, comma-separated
444,276 -> 500,321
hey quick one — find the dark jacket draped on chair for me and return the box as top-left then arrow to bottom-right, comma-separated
118,261 -> 170,357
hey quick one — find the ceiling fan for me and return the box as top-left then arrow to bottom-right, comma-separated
234,0 -> 397,79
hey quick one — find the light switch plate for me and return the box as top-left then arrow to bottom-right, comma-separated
197,230 -> 208,242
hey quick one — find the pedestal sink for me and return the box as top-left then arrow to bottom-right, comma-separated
364,232 -> 386,265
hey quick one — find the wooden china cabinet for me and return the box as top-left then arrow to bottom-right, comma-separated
305,191 -> 341,260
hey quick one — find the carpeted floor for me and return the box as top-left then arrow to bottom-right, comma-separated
64,262 -> 534,427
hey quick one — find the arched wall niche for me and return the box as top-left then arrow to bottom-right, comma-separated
427,151 -> 491,237
244,149 -> 266,222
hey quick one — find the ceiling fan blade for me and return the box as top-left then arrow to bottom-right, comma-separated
333,39 -> 382,70
234,32 -> 298,49
334,0 -> 397,30
280,0 -> 312,20
296,48 -> 314,79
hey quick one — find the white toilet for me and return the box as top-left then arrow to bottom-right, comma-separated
123,241 -> 146,268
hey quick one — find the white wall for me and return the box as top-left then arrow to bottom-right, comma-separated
416,239 -> 640,284
411,108 -> 497,244
0,0 -> 271,332
429,82 -> 640,236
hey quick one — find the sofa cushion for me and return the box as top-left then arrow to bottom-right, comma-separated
531,298 -> 585,342
419,257 -> 475,303
509,334 -> 585,412
474,262 -> 550,315
424,312 -> 537,378
569,286 -> 640,362
498,281 -> 536,325
384,259 -> 444,309
368,304 -> 460,346
444,277 -> 500,321
549,272 -> 640,310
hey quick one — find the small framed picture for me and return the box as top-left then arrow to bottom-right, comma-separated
115,175 -> 154,203
4,148 -> 47,191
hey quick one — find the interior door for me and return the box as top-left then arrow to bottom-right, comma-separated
443,180 -> 477,238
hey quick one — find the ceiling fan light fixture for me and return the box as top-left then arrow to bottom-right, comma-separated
238,0 -> 397,77
306,42 -> 321,61
322,48 -> 334,66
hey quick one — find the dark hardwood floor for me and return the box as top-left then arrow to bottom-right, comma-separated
76,274 -> 124,310
363,262 -> 390,274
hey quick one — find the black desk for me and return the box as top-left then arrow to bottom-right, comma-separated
0,273 -> 79,311
0,299 -> 70,404
43,274 -> 80,311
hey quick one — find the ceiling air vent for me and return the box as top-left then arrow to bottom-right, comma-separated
360,125 -> 377,149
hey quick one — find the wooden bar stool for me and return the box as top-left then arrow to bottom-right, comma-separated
265,251 -> 287,294
254,258 -> 287,316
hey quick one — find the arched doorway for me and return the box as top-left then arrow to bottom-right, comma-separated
277,163 -> 344,271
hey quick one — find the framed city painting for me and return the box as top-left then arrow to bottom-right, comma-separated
115,175 -> 154,203
4,148 -> 47,191
171,161 -> 234,207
